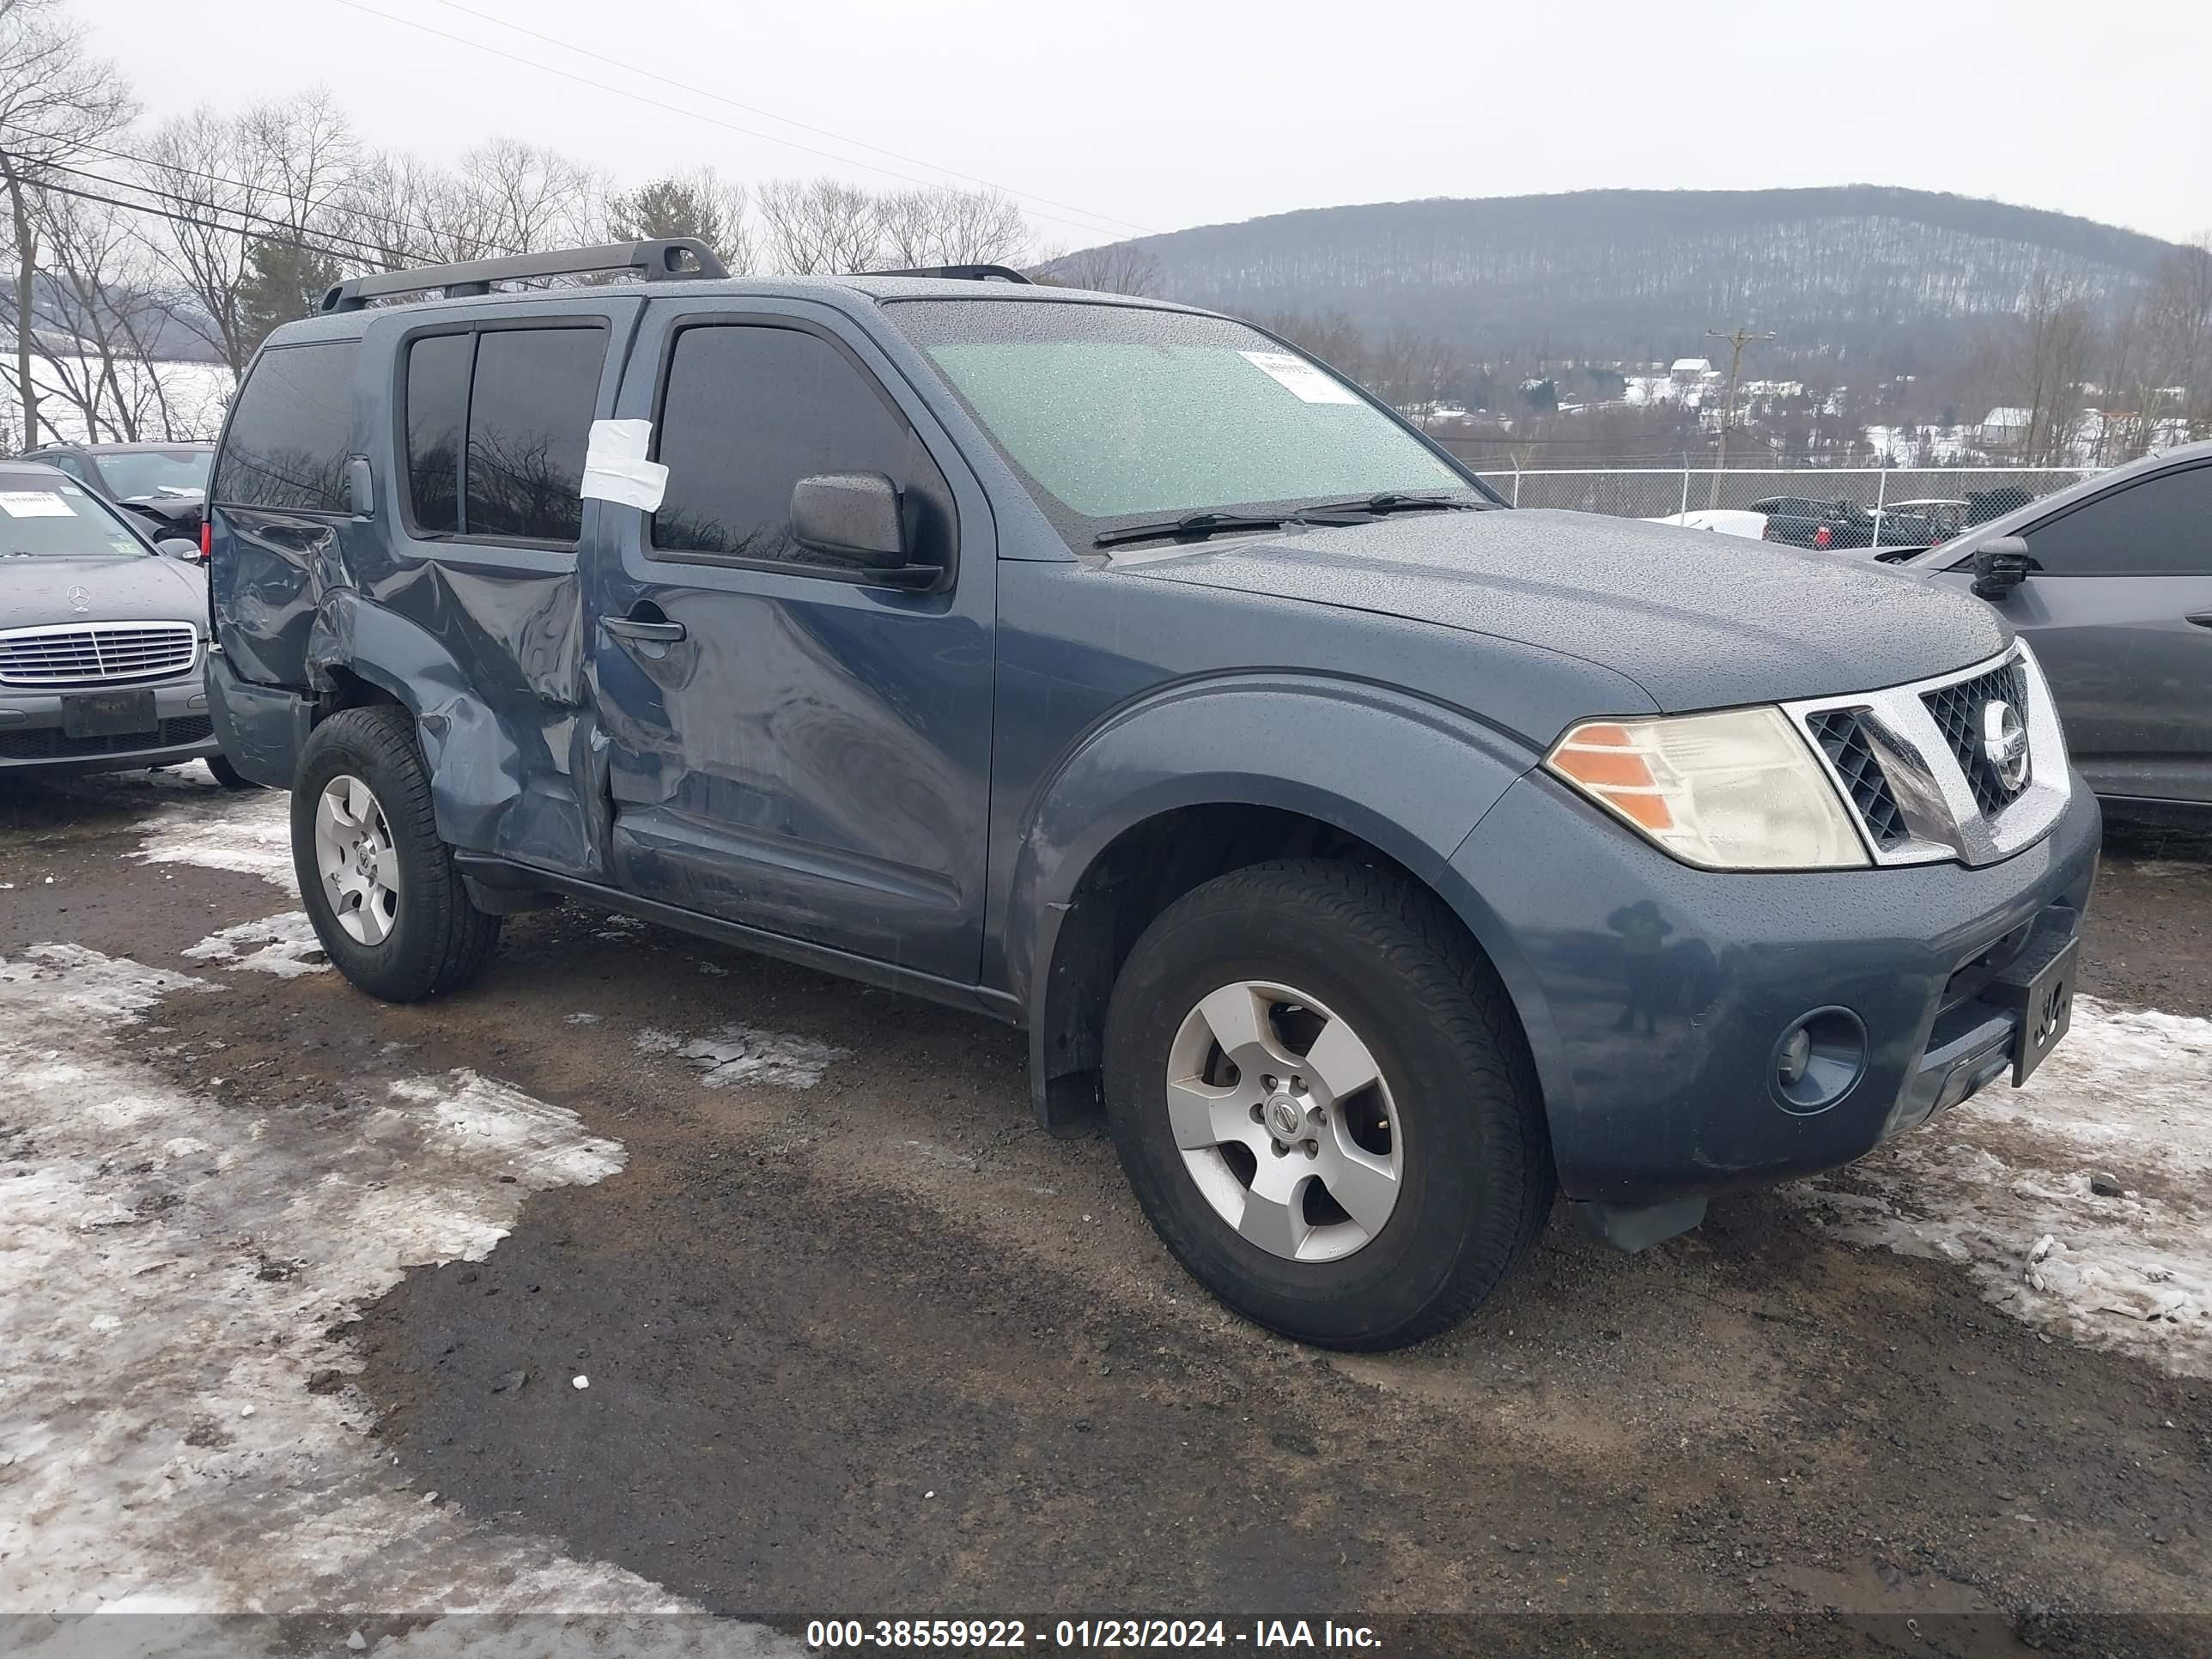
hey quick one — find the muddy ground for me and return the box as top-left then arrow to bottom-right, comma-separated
3,769 -> 2208,1659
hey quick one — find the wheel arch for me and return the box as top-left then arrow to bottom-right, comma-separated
1005,676 -> 1553,1131
302,589 -> 525,854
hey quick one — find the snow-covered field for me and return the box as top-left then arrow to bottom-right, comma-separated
1,354 -> 233,448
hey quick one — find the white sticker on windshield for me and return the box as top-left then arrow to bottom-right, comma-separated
0,490 -> 75,517
580,418 -> 669,512
1237,350 -> 1362,405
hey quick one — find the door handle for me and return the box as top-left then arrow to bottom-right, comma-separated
603,616 -> 687,642
2188,613 -> 2212,629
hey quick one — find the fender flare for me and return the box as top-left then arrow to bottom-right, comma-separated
1003,674 -> 1560,1120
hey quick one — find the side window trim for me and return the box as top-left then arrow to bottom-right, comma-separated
640,311 -> 958,588
393,313 -> 612,554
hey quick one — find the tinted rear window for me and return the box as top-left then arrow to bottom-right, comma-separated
215,341 -> 357,513
404,333 -> 471,536
465,327 -> 605,543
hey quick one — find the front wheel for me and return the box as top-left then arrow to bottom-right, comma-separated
292,705 -> 501,1001
1103,860 -> 1553,1350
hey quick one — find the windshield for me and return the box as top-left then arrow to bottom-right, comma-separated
94,448 -> 210,501
0,474 -> 150,559
884,300 -> 1484,540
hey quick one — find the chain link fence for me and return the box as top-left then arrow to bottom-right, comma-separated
1468,466 -> 2094,524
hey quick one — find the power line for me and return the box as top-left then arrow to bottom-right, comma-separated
420,0 -> 1157,242
36,159 -> 411,266
24,174 -> 398,271
0,121 -> 523,260
330,0 -> 1148,246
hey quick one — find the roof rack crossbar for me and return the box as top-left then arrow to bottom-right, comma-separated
861,264 -> 1033,284
319,237 -> 727,313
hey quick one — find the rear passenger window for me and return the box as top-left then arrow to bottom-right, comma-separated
404,333 -> 470,536
215,341 -> 358,513
651,324 -> 951,570
466,328 -> 605,544
399,324 -> 605,546
2024,465 -> 2212,577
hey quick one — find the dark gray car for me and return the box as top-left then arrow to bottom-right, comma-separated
204,241 -> 2100,1350
1899,441 -> 2212,823
0,461 -> 243,781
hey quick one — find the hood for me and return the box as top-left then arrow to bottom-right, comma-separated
1116,507 -> 2009,712
0,555 -> 207,635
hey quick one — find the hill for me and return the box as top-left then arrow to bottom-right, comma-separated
1060,186 -> 2185,374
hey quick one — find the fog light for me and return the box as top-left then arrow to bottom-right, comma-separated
1771,1007 -> 1868,1115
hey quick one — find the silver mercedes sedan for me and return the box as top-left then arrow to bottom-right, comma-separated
0,460 -> 251,785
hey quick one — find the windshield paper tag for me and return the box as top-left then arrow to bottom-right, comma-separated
580,419 -> 669,512
0,490 -> 74,517
1238,350 -> 1361,404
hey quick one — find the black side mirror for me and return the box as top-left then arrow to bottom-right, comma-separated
156,537 -> 204,562
1972,535 -> 2034,599
791,471 -> 909,569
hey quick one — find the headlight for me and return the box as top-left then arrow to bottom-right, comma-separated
1545,706 -> 1868,871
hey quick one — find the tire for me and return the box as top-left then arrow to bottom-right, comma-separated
1103,859 -> 1553,1351
291,705 -> 502,1002
205,753 -> 261,791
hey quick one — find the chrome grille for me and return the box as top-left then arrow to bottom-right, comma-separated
1922,659 -> 2032,817
0,622 -> 199,687
1806,708 -> 1910,850
1787,642 -> 2069,869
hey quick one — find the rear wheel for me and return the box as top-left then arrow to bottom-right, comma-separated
1103,860 -> 1552,1350
292,706 -> 501,1001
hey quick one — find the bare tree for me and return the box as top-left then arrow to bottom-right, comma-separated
23,183 -> 181,439
876,186 -> 1030,270
1983,269 -> 2100,465
431,139 -> 600,262
1042,243 -> 1161,295
0,0 -> 133,445
2142,234 -> 2212,441
131,106 -> 266,373
755,177 -> 882,275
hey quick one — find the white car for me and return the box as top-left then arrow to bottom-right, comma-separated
1644,508 -> 1770,539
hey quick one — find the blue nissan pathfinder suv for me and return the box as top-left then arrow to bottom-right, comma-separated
205,240 -> 2099,1350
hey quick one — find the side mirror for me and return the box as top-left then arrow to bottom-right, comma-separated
1971,535 -> 2034,599
345,457 -> 375,517
791,471 -> 909,569
156,537 -> 204,562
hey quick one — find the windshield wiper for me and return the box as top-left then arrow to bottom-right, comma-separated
1093,509 -> 1360,550
1297,492 -> 1486,517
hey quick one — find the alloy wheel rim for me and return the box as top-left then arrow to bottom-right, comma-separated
1164,980 -> 1402,1263
313,774 -> 400,946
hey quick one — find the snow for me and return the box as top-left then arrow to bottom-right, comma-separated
1796,996 -> 2212,1379
0,354 -> 233,450
0,938 -> 793,1653
180,912 -> 329,978
634,1023 -> 846,1090
132,791 -> 296,891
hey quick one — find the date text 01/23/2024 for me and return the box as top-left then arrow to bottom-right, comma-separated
805,1620 -> 1383,1650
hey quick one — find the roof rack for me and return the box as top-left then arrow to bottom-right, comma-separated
319,238 -> 727,313
861,264 -> 1033,285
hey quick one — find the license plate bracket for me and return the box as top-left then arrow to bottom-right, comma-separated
60,688 -> 159,739
1986,930 -> 2077,1086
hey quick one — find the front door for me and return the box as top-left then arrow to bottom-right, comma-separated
584,300 -> 996,985
1938,459 -> 2212,807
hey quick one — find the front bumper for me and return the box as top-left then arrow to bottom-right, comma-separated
0,674 -> 220,776
1449,768 -> 2102,1211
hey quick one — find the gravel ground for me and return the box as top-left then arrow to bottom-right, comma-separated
2,766 -> 2208,1659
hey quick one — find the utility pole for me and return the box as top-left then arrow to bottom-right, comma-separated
1705,325 -> 1774,507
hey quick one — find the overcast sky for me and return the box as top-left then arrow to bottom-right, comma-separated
83,0 -> 2210,249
